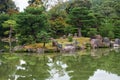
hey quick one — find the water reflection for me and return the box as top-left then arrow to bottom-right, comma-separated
13,60 -> 27,80
111,47 -> 120,53
16,60 -> 26,70
0,48 -> 120,80
63,49 -> 120,80
89,69 -> 120,80
0,60 -> 1,65
46,57 -> 71,80
90,49 -> 110,57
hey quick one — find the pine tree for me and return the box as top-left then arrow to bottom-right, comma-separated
0,0 -> 17,14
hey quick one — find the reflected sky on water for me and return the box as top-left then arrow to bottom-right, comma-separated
46,57 -> 71,80
89,69 -> 120,80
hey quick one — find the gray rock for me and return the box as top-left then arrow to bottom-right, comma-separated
103,37 -> 110,47
115,38 -> 120,45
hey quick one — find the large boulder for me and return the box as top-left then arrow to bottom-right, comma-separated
62,44 -> 76,53
90,39 -> 98,49
114,38 -> 120,45
90,35 -> 103,48
103,37 -> 110,47
113,38 -> 120,47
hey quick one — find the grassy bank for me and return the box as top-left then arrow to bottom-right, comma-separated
24,37 -> 90,50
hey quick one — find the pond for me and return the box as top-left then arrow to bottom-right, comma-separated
0,48 -> 120,80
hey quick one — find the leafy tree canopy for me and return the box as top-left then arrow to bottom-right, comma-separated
15,7 -> 49,44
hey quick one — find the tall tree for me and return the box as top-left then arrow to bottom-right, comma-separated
48,3 -> 69,37
0,0 -> 18,14
66,0 -> 92,14
66,0 -> 96,37
2,20 -> 17,53
16,7 -> 49,44
68,7 -> 96,37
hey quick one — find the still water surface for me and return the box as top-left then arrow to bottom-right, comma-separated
0,48 -> 120,80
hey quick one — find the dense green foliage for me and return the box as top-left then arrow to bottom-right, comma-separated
15,7 -> 49,44
0,0 -> 120,45
0,14 -> 10,37
114,20 -> 120,38
68,7 -> 96,37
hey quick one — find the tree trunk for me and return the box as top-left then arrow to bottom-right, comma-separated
43,42 -> 46,48
9,27 -> 12,53
78,28 -> 82,37
31,26 -> 37,43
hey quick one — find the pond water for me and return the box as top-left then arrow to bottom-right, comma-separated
0,48 -> 120,80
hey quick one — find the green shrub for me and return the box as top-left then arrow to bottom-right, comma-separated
108,31 -> 114,39
68,36 -> 73,42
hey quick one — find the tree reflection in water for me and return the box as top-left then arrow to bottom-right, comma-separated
62,48 -> 120,80
0,48 -> 120,80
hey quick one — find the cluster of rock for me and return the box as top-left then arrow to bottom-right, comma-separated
90,35 -> 120,49
12,35 -> 120,53
51,38 -> 79,53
